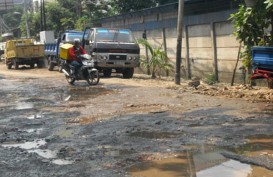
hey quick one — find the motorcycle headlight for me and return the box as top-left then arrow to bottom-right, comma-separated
103,56 -> 108,60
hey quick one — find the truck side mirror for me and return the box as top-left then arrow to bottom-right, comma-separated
142,33 -> 146,39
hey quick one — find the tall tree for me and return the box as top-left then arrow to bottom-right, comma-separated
2,6 -> 23,31
81,0 -> 115,27
111,0 -> 157,14
45,2 -> 77,35
230,0 -> 273,68
20,12 -> 40,38
157,0 -> 178,5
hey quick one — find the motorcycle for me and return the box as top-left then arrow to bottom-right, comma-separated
62,54 -> 100,85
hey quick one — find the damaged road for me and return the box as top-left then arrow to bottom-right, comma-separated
0,65 -> 273,177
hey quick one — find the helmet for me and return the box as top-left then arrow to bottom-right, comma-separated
74,38 -> 81,47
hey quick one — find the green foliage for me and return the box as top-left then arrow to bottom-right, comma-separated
138,39 -> 173,78
18,0 -> 113,38
2,6 -> 23,30
111,0 -> 157,14
157,0 -> 178,5
20,12 -> 41,38
85,0 -> 115,27
11,0 -> 178,38
75,16 -> 89,31
229,0 -> 273,68
110,0 -> 178,14
56,0 -> 75,10
204,73 -> 216,85
45,2 -> 76,34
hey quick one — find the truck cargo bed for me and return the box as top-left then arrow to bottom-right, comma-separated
6,44 -> 44,59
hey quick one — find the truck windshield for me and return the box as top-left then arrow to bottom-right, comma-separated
95,29 -> 134,43
66,33 -> 84,43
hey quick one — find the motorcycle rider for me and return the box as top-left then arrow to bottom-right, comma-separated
69,38 -> 86,77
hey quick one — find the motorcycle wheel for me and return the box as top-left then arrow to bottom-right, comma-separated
48,61 -> 54,71
87,70 -> 100,85
65,75 -> 75,85
58,62 -> 64,73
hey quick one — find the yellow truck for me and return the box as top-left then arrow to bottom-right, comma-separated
4,39 -> 45,70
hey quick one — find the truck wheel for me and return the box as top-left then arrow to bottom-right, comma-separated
123,68 -> 134,79
48,61 -> 54,71
30,63 -> 34,69
6,63 -> 12,69
14,62 -> 19,70
103,69 -> 112,77
37,60 -> 44,68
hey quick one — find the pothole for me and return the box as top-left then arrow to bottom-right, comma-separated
26,114 -> 44,119
1,139 -> 74,166
234,134 -> 273,157
66,87 -> 112,101
128,148 -> 273,177
1,139 -> 46,149
129,131 -> 179,139
98,145 -> 135,157
15,102 -> 34,110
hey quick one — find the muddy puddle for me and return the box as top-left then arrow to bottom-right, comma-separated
128,143 -> 273,177
129,131 -> 179,139
234,134 -> 273,157
1,139 -> 74,165
2,139 -> 47,149
65,87 -> 112,101
97,145 -> 135,157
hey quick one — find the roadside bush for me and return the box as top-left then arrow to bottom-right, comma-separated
138,39 -> 173,78
204,73 -> 216,85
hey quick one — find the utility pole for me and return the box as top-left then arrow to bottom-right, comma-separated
43,0 -> 46,30
40,0 -> 43,31
175,0 -> 185,85
24,0 -> 30,38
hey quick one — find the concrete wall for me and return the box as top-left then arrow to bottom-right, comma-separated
101,8 -> 245,83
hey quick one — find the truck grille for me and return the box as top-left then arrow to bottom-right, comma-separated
109,55 -> 127,60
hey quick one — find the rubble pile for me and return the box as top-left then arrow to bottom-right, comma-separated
190,83 -> 273,103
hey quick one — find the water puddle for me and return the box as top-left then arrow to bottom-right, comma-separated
2,139 -> 46,149
128,146 -> 273,177
128,152 -> 273,177
27,114 -> 44,119
15,102 -> 34,110
234,134 -> 273,157
1,139 -> 74,165
25,128 -> 43,133
54,129 -> 74,138
103,149 -> 134,157
28,149 -> 57,159
98,145 -> 135,157
52,159 -> 74,165
66,87 -> 111,101
129,131 -> 179,139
